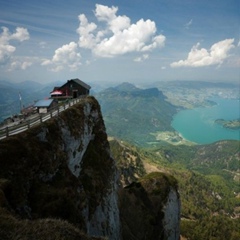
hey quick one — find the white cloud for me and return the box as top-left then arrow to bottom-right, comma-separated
0,27 -> 29,64
42,4 -> 165,71
77,14 -> 98,49
171,39 -> 235,68
42,42 -> 81,72
134,54 -> 149,62
77,4 -> 166,58
11,27 -> 29,41
8,60 -> 32,71
94,4 -> 130,34
95,4 -> 118,22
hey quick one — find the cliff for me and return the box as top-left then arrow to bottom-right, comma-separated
119,172 -> 180,240
0,96 -> 180,240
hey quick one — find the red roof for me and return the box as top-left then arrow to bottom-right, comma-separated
51,90 -> 63,95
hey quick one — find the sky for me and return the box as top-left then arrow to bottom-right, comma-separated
0,0 -> 239,85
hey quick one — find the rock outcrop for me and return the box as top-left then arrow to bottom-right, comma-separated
119,172 -> 180,240
0,96 -> 180,240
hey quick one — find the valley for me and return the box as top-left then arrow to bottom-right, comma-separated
95,80 -> 239,239
95,80 -> 239,146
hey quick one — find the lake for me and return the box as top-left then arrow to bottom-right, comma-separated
171,98 -> 240,144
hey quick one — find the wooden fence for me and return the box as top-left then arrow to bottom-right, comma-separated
0,97 -> 83,141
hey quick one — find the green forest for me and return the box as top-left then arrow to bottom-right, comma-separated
109,139 -> 240,239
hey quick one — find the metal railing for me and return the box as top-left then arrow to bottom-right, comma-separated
0,97 -> 84,141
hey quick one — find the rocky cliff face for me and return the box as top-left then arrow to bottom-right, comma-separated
119,172 -> 180,240
0,96 -> 180,240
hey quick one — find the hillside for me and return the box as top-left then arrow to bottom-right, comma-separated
96,82 -> 177,146
109,138 -> 240,240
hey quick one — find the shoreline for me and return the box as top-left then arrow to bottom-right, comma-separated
152,131 -> 197,146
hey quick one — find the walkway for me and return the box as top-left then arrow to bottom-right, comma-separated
0,97 -> 83,141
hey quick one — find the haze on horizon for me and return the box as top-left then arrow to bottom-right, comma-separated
0,0 -> 239,85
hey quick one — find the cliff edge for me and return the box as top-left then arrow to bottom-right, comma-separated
0,96 -> 180,240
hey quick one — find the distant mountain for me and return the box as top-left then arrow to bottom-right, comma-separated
145,80 -> 239,89
95,82 -> 177,146
114,82 -> 139,92
0,85 -> 22,120
0,80 -> 43,90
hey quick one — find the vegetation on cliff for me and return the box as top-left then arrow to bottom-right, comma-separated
119,172 -> 179,240
109,138 -> 240,240
0,207 -> 103,240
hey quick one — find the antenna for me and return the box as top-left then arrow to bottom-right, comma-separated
19,92 -> 23,113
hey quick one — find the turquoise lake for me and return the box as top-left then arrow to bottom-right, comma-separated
171,98 -> 240,144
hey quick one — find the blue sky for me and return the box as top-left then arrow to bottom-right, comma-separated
0,0 -> 239,85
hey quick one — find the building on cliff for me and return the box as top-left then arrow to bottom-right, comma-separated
50,78 -> 91,100
34,99 -> 57,114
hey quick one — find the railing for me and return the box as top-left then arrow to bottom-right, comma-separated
0,97 -> 84,141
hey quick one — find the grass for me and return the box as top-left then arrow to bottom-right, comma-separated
0,208 -> 105,240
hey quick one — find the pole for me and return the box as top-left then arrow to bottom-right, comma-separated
19,92 -> 23,113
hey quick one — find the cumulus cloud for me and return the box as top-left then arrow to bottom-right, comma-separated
171,39 -> 235,68
77,4 -> 166,58
0,27 -> 29,64
77,14 -> 98,49
42,42 -> 81,72
94,4 -> 130,33
43,4 -> 165,71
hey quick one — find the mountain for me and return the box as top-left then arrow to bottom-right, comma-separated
10,80 -> 43,90
0,96 -> 180,240
144,80 -> 239,90
0,85 -> 21,114
95,83 -> 177,146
